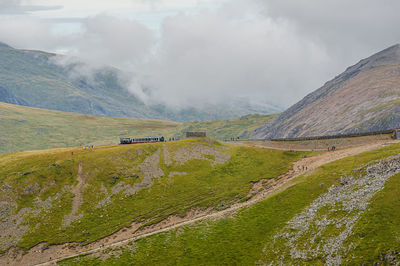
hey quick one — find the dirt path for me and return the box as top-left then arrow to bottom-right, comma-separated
6,140 -> 398,266
237,134 -> 394,151
63,162 -> 86,226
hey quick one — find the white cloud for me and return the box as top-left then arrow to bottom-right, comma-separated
0,0 -> 400,109
64,15 -> 155,69
0,0 -> 22,10
0,16 -> 62,50
135,1 -> 329,106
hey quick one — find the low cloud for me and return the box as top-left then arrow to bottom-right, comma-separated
0,16 -> 62,50
136,2 -> 329,106
1,0 -> 400,109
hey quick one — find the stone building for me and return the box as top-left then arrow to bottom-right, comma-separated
186,132 -> 206,138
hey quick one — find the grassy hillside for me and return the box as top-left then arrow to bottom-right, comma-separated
0,138 -> 307,255
174,113 -> 278,140
60,143 -> 400,265
0,102 -> 276,154
0,102 -> 179,154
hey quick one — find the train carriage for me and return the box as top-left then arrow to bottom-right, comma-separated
120,136 -> 165,145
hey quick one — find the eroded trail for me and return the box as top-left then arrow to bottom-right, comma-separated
63,162 -> 86,226
4,140 -> 397,266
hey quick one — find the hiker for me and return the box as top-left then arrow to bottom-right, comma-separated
71,151 -> 74,156
333,145 -> 336,151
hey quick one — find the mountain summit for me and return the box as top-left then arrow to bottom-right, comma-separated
253,44 -> 400,139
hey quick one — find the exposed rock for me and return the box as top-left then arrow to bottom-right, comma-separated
22,183 -> 40,195
112,149 -> 164,196
174,144 -> 231,166
264,155 -> 400,265
0,202 -> 30,251
168,172 -> 187,177
22,171 -> 37,176
163,144 -> 172,166
96,184 -> 111,208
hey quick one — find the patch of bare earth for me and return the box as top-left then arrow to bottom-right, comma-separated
112,148 -> 164,196
174,144 -> 231,166
63,162 -> 87,227
163,144 -> 172,166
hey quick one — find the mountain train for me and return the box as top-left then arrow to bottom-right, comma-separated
120,136 -> 165,144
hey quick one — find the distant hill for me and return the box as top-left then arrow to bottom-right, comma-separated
253,44 -> 400,139
0,43 -> 282,121
174,113 -> 278,141
0,102 -> 276,154
0,102 -> 179,154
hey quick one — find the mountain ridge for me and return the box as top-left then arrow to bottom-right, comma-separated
253,44 -> 400,139
0,43 -> 282,121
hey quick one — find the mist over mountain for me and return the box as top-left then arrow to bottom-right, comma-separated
253,44 -> 400,139
0,43 -> 282,121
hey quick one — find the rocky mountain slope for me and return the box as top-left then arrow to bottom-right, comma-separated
253,44 -> 400,139
0,42 -> 281,121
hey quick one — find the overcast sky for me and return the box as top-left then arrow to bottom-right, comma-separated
1,0 -> 400,108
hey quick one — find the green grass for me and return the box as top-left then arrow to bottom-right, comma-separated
0,102 -> 179,154
0,102 -> 276,154
0,138 -> 306,253
174,113 -> 278,141
341,172 -> 400,264
59,143 -> 400,265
